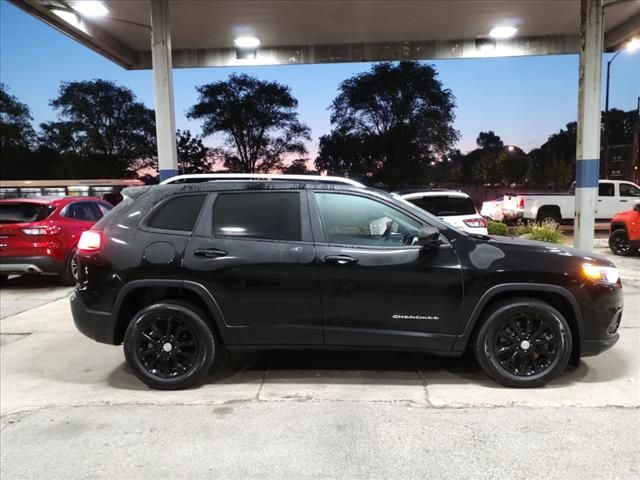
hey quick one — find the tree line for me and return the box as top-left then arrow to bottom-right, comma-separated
1,61 -> 637,188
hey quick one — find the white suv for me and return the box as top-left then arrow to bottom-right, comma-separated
400,190 -> 488,235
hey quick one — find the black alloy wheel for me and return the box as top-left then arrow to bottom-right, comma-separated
474,298 -> 572,388
124,300 -> 217,390
136,314 -> 200,378
493,313 -> 561,377
609,229 -> 632,256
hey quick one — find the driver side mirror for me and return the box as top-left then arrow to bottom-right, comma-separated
416,226 -> 443,249
634,202 -> 640,213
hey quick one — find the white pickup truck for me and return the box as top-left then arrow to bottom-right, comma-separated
481,180 -> 640,224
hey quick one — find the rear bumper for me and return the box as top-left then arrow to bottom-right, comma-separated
0,255 -> 63,275
501,210 -> 523,223
70,289 -> 117,345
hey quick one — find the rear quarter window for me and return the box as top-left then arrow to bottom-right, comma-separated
0,203 -> 55,224
409,196 -> 476,216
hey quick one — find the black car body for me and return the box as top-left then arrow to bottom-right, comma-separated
71,178 -> 623,389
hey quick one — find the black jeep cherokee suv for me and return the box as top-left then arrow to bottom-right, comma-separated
70,175 -> 623,390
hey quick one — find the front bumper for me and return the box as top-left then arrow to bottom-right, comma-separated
70,289 -> 117,344
0,255 -> 63,275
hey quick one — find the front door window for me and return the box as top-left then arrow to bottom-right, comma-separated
315,193 -> 422,247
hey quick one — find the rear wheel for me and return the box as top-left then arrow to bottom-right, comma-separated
537,209 -> 561,226
474,298 -> 572,388
123,300 -> 218,390
609,229 -> 633,256
59,249 -> 78,286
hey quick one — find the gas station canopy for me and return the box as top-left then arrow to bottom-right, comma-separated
11,0 -> 640,70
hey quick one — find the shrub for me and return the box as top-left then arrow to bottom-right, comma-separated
513,223 -> 532,236
528,222 -> 563,244
487,220 -> 508,236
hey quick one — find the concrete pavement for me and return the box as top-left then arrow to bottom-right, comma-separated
1,251 -> 639,479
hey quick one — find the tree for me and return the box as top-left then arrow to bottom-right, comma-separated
320,61 -> 458,187
41,80 -> 156,176
188,74 -> 310,173
315,128 -> 377,180
0,83 -> 34,150
529,122 -> 577,189
177,129 -> 211,174
476,131 -> 504,150
282,158 -> 314,174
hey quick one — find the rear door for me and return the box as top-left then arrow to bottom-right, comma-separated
183,190 -> 322,345
618,182 -> 640,211
310,190 -> 464,352
58,201 -> 105,250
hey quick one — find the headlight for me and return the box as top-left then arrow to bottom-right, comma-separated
582,264 -> 620,285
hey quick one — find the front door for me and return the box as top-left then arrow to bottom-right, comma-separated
183,190 -> 322,345
597,182 -> 618,220
309,191 -> 464,352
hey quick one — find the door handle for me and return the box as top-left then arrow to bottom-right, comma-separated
193,248 -> 227,258
620,200 -> 628,203
324,254 -> 359,265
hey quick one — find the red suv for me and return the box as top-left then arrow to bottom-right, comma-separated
609,202 -> 640,256
0,197 -> 112,285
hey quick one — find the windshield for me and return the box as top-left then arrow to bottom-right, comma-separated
0,203 -> 55,224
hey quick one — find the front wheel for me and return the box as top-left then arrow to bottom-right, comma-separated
474,298 -> 572,388
123,300 -> 218,390
609,229 -> 633,256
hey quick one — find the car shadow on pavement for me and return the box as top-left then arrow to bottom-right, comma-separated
0,274 -> 66,289
101,347 -> 627,391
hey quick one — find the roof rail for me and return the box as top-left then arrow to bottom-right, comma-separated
159,173 -> 365,187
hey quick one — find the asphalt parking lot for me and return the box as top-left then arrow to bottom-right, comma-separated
1,248 -> 639,479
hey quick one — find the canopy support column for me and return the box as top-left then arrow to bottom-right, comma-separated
150,0 -> 178,182
574,0 -> 604,251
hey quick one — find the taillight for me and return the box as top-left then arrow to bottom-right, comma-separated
518,198 -> 525,209
78,230 -> 102,252
463,217 -> 488,228
21,225 -> 62,235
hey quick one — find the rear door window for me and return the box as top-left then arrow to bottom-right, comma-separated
0,203 -> 55,224
212,192 -> 301,241
61,202 -> 103,222
620,183 -> 640,198
147,194 -> 207,232
96,202 -> 113,218
408,196 -> 476,216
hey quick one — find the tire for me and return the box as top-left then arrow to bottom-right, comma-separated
609,229 -> 633,256
123,300 -> 218,390
59,249 -> 78,286
0,275 -> 8,285
537,211 -> 561,226
473,298 -> 572,388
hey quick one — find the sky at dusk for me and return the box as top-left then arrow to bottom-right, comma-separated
1,1 -> 639,157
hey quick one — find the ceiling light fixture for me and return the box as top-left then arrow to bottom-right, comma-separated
489,26 -> 518,39
71,1 -> 109,17
234,36 -> 261,48
626,37 -> 640,52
